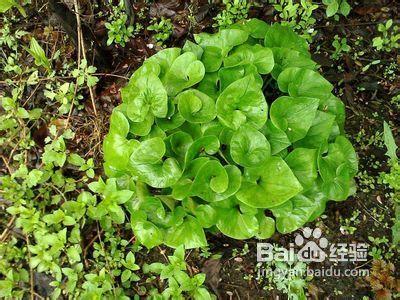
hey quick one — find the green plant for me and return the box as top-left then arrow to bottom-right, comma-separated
271,0 -> 318,41
256,245 -> 310,299
391,94 -> 400,110
71,59 -> 99,87
213,0 -> 250,28
103,19 -> 358,250
105,0 -> 134,47
26,37 -> 51,72
322,0 -> 351,18
381,122 -> 400,245
143,246 -> 213,299
0,20 -> 27,51
372,20 -> 400,52
340,210 -> 360,235
0,0 -> 26,17
331,35 -> 350,60
147,17 -> 174,46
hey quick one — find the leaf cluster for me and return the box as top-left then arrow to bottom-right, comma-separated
103,19 -> 358,249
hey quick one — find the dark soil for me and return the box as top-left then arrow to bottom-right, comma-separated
1,0 -> 399,298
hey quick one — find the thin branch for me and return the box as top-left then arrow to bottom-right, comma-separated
25,235 -> 35,300
0,216 -> 16,242
74,0 -> 97,117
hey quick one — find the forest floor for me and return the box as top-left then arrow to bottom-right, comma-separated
0,0 -> 399,299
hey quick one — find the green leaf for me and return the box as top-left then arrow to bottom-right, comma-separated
216,205 -> 258,239
237,156 -> 303,208
66,245 -> 81,263
194,204 -> 218,228
271,194 -> 316,234
278,67 -> 333,100
216,75 -> 267,130
321,163 -> 353,201
184,135 -> 220,168
294,111 -> 336,148
271,47 -> 316,79
326,1 -> 339,17
218,64 -> 262,91
68,153 -> 85,167
165,131 -> 193,161
224,44 -> 274,74
285,148 -> 318,190
132,221 -> 163,249
122,72 -> 168,122
230,125 -> 271,167
262,120 -> 291,155
201,46 -> 223,72
319,94 -> 346,132
27,37 -> 51,70
155,111 -> 185,132
191,160 -> 229,201
182,40 -> 203,59
270,96 -> 319,143
130,158 -> 182,188
177,89 -> 216,123
318,135 -> 358,182
318,136 -> 358,200
163,52 -> 205,96
164,216 -> 207,249
256,213 -> 275,239
103,133 -> 139,172
131,137 -> 166,164
121,270 -> 132,283
109,110 -> 130,137
145,47 -> 181,77
383,121 -> 398,162
197,72 -> 220,99
195,28 -> 249,57
264,23 -> 309,55
0,0 -> 17,13
339,0 -> 351,16
244,18 -> 270,39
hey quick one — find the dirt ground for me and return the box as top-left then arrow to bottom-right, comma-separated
1,0 -> 399,298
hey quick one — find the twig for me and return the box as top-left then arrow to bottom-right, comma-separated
0,155 -> 12,174
157,246 -> 169,263
93,73 -> 129,80
74,0 -> 98,117
65,0 -> 83,129
0,216 -> 16,242
25,235 -> 35,300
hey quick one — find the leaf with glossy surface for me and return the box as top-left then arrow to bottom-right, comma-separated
195,29 -> 249,56
163,52 -> 205,96
164,216 -> 207,249
270,96 -> 319,143
262,120 -> 291,155
122,72 -> 168,122
224,44 -> 274,74
216,206 -> 258,239
285,148 -> 318,190
230,125 -> 271,167
130,158 -> 182,188
131,137 -> 166,164
278,67 -> 333,100
132,221 -> 163,249
216,76 -> 267,130
177,89 -> 216,123
237,156 -> 303,208
264,23 -> 309,55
